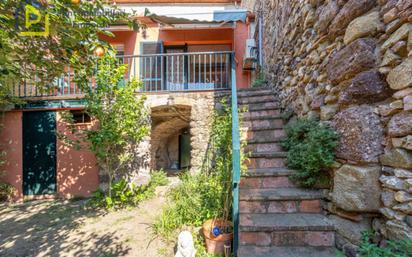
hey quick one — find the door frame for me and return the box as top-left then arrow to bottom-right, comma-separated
164,45 -> 189,90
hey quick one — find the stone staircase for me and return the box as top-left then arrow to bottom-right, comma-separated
237,87 -> 337,257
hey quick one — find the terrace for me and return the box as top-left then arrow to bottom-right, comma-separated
12,51 -> 234,100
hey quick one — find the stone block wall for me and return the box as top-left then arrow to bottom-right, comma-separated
243,0 -> 412,251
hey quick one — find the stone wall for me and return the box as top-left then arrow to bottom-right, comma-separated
243,0 -> 412,252
136,91 -> 229,177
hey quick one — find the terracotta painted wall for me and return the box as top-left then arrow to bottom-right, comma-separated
234,22 -> 250,89
0,111 -> 23,201
56,112 -> 99,198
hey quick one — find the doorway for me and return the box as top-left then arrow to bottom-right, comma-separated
23,111 -> 57,195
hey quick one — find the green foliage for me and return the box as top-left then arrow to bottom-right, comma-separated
0,182 -> 15,202
154,102 -> 247,243
252,72 -> 267,88
0,0 -> 139,89
91,170 -> 168,210
359,231 -> 412,257
60,54 -> 150,197
153,172 -> 224,239
281,118 -> 339,187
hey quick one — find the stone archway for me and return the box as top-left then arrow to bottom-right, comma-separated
150,105 -> 191,172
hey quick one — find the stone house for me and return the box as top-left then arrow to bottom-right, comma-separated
0,0 -> 256,201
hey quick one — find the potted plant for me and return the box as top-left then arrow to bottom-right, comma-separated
202,218 -> 233,254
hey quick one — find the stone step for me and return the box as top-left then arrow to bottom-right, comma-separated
240,188 -> 326,201
238,87 -> 271,92
245,168 -> 295,177
243,114 -> 283,122
242,109 -> 281,119
238,246 -> 338,257
238,95 -> 277,105
239,101 -> 280,112
249,151 -> 287,158
240,175 -> 295,189
240,199 -> 322,214
247,156 -> 287,169
243,129 -> 286,142
240,213 -> 334,232
238,89 -> 273,98
245,142 -> 284,153
242,118 -> 284,131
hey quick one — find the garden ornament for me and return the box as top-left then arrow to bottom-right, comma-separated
175,231 -> 196,257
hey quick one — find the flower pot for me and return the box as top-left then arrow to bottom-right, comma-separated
202,219 -> 233,254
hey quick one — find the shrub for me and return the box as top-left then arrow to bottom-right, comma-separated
252,72 -> 267,88
0,182 -> 15,202
281,118 -> 339,187
359,231 -> 412,257
153,101 -> 246,242
153,172 -> 223,239
91,170 -> 168,209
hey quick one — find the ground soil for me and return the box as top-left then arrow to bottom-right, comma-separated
0,185 -> 175,257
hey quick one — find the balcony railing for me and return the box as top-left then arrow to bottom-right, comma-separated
12,51 -> 233,98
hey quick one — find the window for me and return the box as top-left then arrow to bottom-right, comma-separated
70,110 -> 91,124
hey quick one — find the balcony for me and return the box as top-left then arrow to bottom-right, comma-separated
12,51 -> 233,100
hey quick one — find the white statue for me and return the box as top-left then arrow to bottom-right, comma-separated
175,231 -> 196,257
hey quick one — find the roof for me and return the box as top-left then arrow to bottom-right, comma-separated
147,9 -> 248,25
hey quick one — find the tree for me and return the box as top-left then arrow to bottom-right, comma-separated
0,0 -> 138,92
0,0 -> 139,179
62,54 -> 150,198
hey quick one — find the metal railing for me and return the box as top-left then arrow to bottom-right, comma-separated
230,52 -> 241,257
12,51 -> 233,98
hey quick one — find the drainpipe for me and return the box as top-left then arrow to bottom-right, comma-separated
258,11 -> 263,68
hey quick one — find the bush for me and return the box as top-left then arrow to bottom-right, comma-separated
0,182 -> 15,202
153,172 -> 224,239
91,170 -> 168,209
359,231 -> 412,257
252,72 -> 267,88
153,101 -> 246,242
281,118 -> 339,187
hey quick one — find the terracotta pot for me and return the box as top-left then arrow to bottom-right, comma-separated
202,219 -> 233,254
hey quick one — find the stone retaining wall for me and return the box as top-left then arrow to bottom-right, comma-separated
243,0 -> 412,253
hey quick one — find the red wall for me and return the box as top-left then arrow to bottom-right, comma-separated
56,112 -> 99,198
0,111 -> 99,201
234,22 -> 250,89
0,111 -> 23,201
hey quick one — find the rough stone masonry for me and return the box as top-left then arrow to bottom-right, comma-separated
242,0 -> 412,255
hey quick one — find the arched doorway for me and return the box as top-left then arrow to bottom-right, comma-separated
150,105 -> 192,173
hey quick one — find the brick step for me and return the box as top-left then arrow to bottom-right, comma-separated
238,95 -> 277,105
240,175 -> 295,189
242,109 -> 281,119
238,89 -> 273,97
240,199 -> 322,214
245,142 -> 284,153
242,118 -> 284,130
242,129 -> 286,142
239,101 -> 280,111
240,188 -> 326,201
245,168 -> 295,177
238,246 -> 338,257
249,151 -> 287,158
240,213 -> 334,232
243,114 -> 282,122
247,156 -> 287,169
238,87 -> 271,92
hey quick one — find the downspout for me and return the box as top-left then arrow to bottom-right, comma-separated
258,11 -> 263,68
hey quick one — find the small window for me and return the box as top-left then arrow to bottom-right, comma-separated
70,110 -> 91,124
